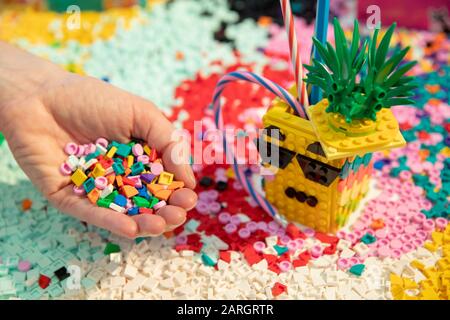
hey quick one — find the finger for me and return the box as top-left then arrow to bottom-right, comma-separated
162,142 -> 196,189
168,188 -> 198,211
49,185 -> 138,239
131,214 -> 166,237
157,205 -> 187,229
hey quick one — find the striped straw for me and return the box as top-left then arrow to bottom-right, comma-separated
280,0 -> 309,107
212,71 -> 308,126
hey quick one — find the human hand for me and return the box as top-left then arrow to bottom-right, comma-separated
0,42 -> 197,238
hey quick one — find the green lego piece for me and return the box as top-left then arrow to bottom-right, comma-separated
116,143 -> 132,158
131,162 -> 145,176
349,264 -> 365,276
201,253 -> 217,267
103,243 -> 121,255
361,233 -> 376,245
133,196 -> 150,208
148,196 -> 160,209
105,190 -> 119,202
97,198 -> 112,208
0,132 -> 4,146
304,18 -> 417,123
273,245 -> 289,256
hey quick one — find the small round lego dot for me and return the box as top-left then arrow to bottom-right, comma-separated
153,200 -> 166,210
402,243 -> 414,252
206,190 -> 219,201
64,142 -> 78,155
198,191 -> 211,202
246,221 -> 258,232
132,144 -> 144,156
392,249 -> 402,258
413,213 -> 426,223
95,138 -> 108,148
59,163 -> 72,176
85,143 -> 96,155
218,212 -> 231,224
253,241 -> 266,252
279,235 -> 290,245
257,221 -> 268,231
95,177 -> 108,190
435,218 -> 448,230
337,258 -> 349,269
311,245 -> 323,258
209,202 -> 221,214
287,240 -> 297,251
137,155 -> 149,164
175,235 -> 188,245
377,246 -> 391,258
150,163 -> 164,175
73,185 -> 85,196
224,223 -> 237,234
18,260 -> 31,272
268,221 -> 279,231
230,215 -> 241,225
295,238 -> 305,249
279,261 -> 292,272
423,219 -> 435,231
349,257 -> 359,266
195,201 -> 209,214
75,145 -> 85,157
238,228 -> 250,239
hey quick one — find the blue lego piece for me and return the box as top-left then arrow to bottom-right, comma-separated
116,144 -> 132,158
83,177 -> 95,194
113,194 -> 127,207
112,162 -> 125,175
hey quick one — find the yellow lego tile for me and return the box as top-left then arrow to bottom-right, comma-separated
158,172 -> 174,185
106,146 -> 117,159
306,99 -> 406,160
71,169 -> 88,187
91,164 -> 106,179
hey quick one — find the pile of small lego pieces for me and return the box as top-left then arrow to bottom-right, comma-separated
61,139 -> 183,214
390,222 -> 450,300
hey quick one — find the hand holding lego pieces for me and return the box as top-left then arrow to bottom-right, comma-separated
0,42 -> 197,238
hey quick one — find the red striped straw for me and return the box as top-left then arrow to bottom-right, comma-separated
280,0 -> 309,108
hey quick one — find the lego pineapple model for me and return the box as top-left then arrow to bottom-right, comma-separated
261,19 -> 417,233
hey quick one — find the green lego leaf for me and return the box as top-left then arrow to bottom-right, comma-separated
375,23 -> 396,69
305,19 -> 417,122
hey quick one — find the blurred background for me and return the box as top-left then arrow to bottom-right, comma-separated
1,0 -> 449,32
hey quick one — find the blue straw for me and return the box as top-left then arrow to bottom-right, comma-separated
310,0 -> 330,105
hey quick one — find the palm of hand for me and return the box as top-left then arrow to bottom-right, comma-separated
4,73 -> 197,238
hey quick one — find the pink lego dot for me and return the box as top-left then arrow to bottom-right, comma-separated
392,249 -> 402,258
253,241 -> 266,252
218,212 -> 231,224
64,142 -> 78,155
311,245 -> 323,258
377,246 -> 391,258
435,218 -> 448,231
95,177 -> 108,190
402,243 -> 414,253
404,225 -> 416,235
413,213 -> 426,224
175,235 -> 187,245
423,219 -> 435,231
279,261 -> 292,272
59,163 -> 72,176
224,223 -> 237,234
390,239 -> 403,250
337,258 -> 350,270
137,155 -> 149,165
75,145 -> 85,157
85,144 -> 96,155
95,138 -> 108,148
209,202 -> 222,214
230,215 -> 241,225
246,221 -> 258,232
150,163 -> 164,175
132,144 -> 144,156
195,201 -> 209,214
206,190 -> 219,202
73,185 -> 86,196
18,260 -> 31,272
287,240 -> 297,251
238,228 -> 251,239
295,238 -> 305,249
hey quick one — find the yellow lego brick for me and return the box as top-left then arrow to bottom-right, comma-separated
403,278 -> 419,290
390,274 -> 404,287
71,169 -> 88,187
411,260 -> 426,272
127,155 -> 134,168
158,172 -> 174,185
432,231 -> 444,246
226,167 -> 235,178
91,164 -> 106,179
390,284 -> 405,300
424,241 -> 438,252
143,145 -> 151,156
306,99 -> 406,160
437,258 -> 450,271
106,146 -> 117,159
419,288 -> 440,300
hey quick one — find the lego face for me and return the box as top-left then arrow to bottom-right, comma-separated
260,103 -> 374,233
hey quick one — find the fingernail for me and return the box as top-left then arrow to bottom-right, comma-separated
187,167 -> 196,188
